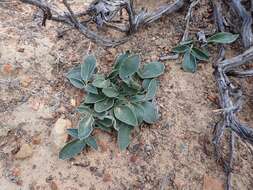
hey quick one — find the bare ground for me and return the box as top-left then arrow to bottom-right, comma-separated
0,1 -> 253,190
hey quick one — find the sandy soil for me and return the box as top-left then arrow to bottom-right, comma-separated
1,1 -> 253,190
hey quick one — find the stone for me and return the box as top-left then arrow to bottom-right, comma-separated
203,175 -> 224,190
15,144 -> 33,159
20,76 -> 32,87
51,117 -> 72,152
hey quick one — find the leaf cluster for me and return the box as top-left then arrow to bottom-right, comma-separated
59,53 -> 165,159
172,32 -> 239,73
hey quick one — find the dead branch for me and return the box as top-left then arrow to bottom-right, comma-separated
20,0 -> 186,47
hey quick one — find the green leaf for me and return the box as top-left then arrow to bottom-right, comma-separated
94,98 -> 114,113
118,122 -> 133,150
95,123 -> 112,133
85,136 -> 98,150
142,101 -> 159,124
207,32 -> 239,44
59,139 -> 86,160
142,79 -> 151,90
81,55 -> 96,81
67,128 -> 78,138
191,47 -> 209,61
102,86 -> 119,98
114,52 -> 129,70
77,104 -> 93,114
85,84 -> 98,94
131,103 -> 144,124
67,66 -> 84,89
119,55 -> 140,80
138,62 -> 165,79
78,115 -> 94,140
130,94 -> 146,103
84,93 -> 106,104
182,51 -> 197,73
145,79 -> 157,100
114,105 -> 138,127
172,44 -> 190,53
92,78 -> 110,88
180,39 -> 193,45
96,116 -> 114,128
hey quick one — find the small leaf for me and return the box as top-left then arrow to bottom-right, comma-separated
119,55 -> 140,80
92,78 -> 110,88
95,123 -> 112,133
142,79 -> 151,90
145,79 -> 157,100
130,94 -> 146,103
84,93 -> 106,104
114,52 -> 129,70
85,84 -> 98,94
191,47 -> 209,61
67,66 -> 84,89
138,62 -> 165,79
182,51 -> 197,73
67,128 -> 78,138
118,122 -> 133,150
142,101 -> 159,124
81,55 -> 96,81
59,139 -> 86,160
180,39 -> 193,45
131,103 -> 144,124
94,98 -> 114,113
77,104 -> 93,114
78,115 -> 94,140
85,136 -> 98,150
102,86 -> 119,97
207,32 -> 239,44
172,44 -> 190,53
96,116 -> 114,128
114,105 -> 138,127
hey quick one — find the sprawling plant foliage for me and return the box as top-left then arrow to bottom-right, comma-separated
172,32 -> 239,73
59,53 -> 165,160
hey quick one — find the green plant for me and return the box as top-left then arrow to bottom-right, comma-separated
172,32 -> 239,73
59,53 -> 165,160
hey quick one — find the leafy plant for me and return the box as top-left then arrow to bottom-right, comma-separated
59,53 -> 165,160
172,32 -> 239,73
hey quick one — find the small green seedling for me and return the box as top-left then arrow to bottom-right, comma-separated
59,53 -> 165,160
172,32 -> 239,73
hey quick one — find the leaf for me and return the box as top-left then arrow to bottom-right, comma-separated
131,103 -> 144,124
77,104 -> 93,114
94,98 -> 114,113
142,101 -> 159,124
207,32 -> 239,44
96,116 -> 114,128
102,86 -> 119,98
85,136 -> 98,150
67,66 -> 84,89
67,128 -> 78,138
138,62 -> 165,79
145,79 -> 157,100
78,115 -> 94,140
182,51 -> 197,73
130,94 -> 146,103
114,105 -> 138,127
81,55 -> 96,81
59,139 -> 86,160
84,93 -> 106,104
191,47 -> 209,61
92,78 -> 110,88
119,55 -> 140,80
118,122 -> 133,150
142,79 -> 151,90
180,39 -> 193,45
85,84 -> 98,94
172,44 -> 190,53
114,52 -> 129,70
95,123 -> 112,133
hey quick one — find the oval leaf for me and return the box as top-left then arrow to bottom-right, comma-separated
81,55 -> 96,81
114,52 -> 129,70
172,44 -> 190,53
191,47 -> 209,61
67,128 -> 78,138
85,84 -> 98,94
59,139 -> 86,160
102,86 -> 119,97
142,101 -> 159,124
138,62 -> 165,79
131,103 -> 144,124
92,78 -> 110,88
85,136 -> 98,150
207,32 -> 239,44
67,66 -> 84,89
119,55 -> 140,80
84,93 -> 106,104
118,122 -> 133,150
78,115 -> 94,140
94,98 -> 114,113
145,79 -> 157,100
114,105 -> 138,127
142,79 -> 152,90
182,51 -> 197,73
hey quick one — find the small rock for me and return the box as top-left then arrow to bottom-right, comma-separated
17,48 -> 25,53
130,155 -> 138,163
203,175 -> 224,190
70,98 -> 76,107
51,117 -> 72,152
2,63 -> 14,75
32,135 -> 41,145
20,76 -> 32,87
15,144 -> 33,159
103,173 -> 112,182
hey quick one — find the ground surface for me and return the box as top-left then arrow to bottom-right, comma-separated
0,1 -> 253,190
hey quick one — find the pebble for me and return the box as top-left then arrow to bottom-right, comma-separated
15,144 -> 33,159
